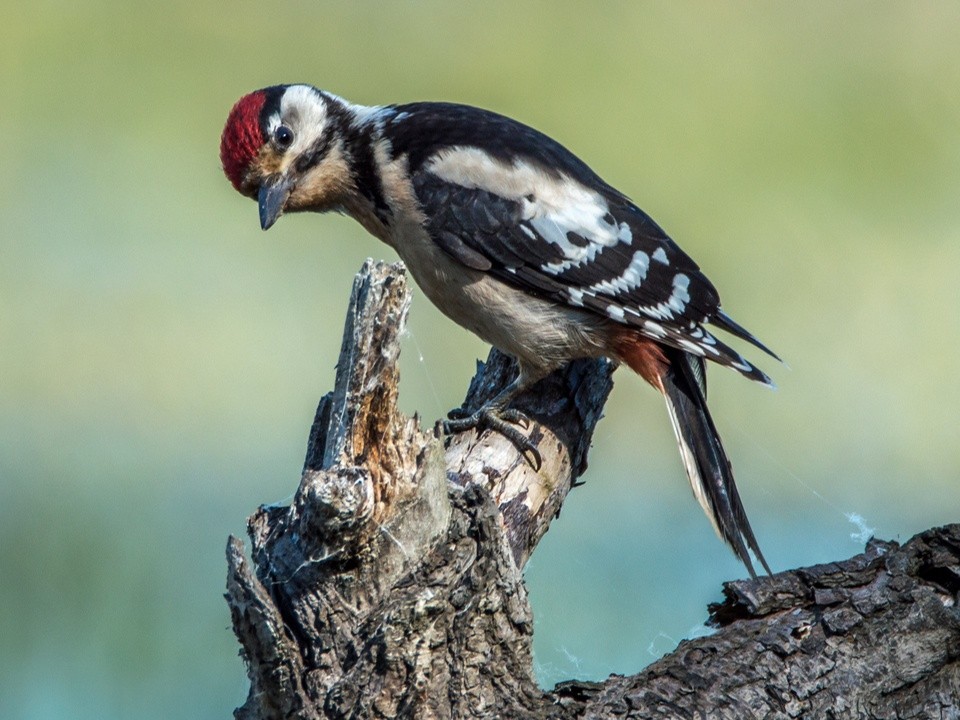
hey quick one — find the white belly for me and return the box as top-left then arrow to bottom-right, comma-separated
390,222 -> 610,376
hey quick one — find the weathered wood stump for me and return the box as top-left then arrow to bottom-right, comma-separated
226,260 -> 960,719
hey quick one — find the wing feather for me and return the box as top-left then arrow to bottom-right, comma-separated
408,146 -> 774,384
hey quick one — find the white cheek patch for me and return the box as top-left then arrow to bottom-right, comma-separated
279,85 -> 331,158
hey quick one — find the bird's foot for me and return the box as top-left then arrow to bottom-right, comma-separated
443,406 -> 542,470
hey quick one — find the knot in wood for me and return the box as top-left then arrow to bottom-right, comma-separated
298,466 -> 374,542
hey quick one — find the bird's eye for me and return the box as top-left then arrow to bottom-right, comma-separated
274,125 -> 294,149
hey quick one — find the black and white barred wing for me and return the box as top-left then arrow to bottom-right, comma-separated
411,150 -> 774,385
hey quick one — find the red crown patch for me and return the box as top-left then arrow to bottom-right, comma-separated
220,91 -> 267,192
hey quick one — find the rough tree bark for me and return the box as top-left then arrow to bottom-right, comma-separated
226,260 -> 960,720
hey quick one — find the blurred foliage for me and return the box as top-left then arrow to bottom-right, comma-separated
2,2 -> 959,717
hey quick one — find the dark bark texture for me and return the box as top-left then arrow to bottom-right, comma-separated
226,261 -> 960,719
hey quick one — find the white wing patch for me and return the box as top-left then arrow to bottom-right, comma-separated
606,305 -> 626,321
669,273 -> 690,312
425,146 -> 625,275
636,273 -> 692,321
534,215 -> 632,276
585,250 -> 650,296
643,320 -> 667,338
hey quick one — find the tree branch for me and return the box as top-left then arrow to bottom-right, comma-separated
225,260 -> 960,719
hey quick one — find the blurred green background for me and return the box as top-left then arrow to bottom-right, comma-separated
3,2 -> 959,717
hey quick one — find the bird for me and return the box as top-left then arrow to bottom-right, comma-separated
220,84 -> 779,577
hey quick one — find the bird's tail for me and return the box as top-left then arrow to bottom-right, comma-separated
616,335 -> 771,577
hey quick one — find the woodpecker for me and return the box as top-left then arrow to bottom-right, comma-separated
220,84 -> 779,576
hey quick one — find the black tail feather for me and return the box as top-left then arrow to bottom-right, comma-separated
661,348 -> 771,578
712,310 -> 782,364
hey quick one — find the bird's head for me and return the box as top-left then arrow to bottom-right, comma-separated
220,85 -> 354,230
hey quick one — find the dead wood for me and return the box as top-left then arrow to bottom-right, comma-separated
226,260 -> 960,719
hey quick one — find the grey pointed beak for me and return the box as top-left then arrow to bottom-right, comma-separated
258,176 -> 293,230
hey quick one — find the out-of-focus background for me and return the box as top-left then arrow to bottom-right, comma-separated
2,2 -> 958,717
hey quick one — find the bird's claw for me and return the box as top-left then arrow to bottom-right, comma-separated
496,408 -> 531,430
446,406 -> 470,422
443,406 -> 542,470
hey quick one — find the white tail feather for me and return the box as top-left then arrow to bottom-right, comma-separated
663,392 -> 724,541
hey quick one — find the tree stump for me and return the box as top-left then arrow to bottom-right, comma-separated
225,260 -> 960,719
